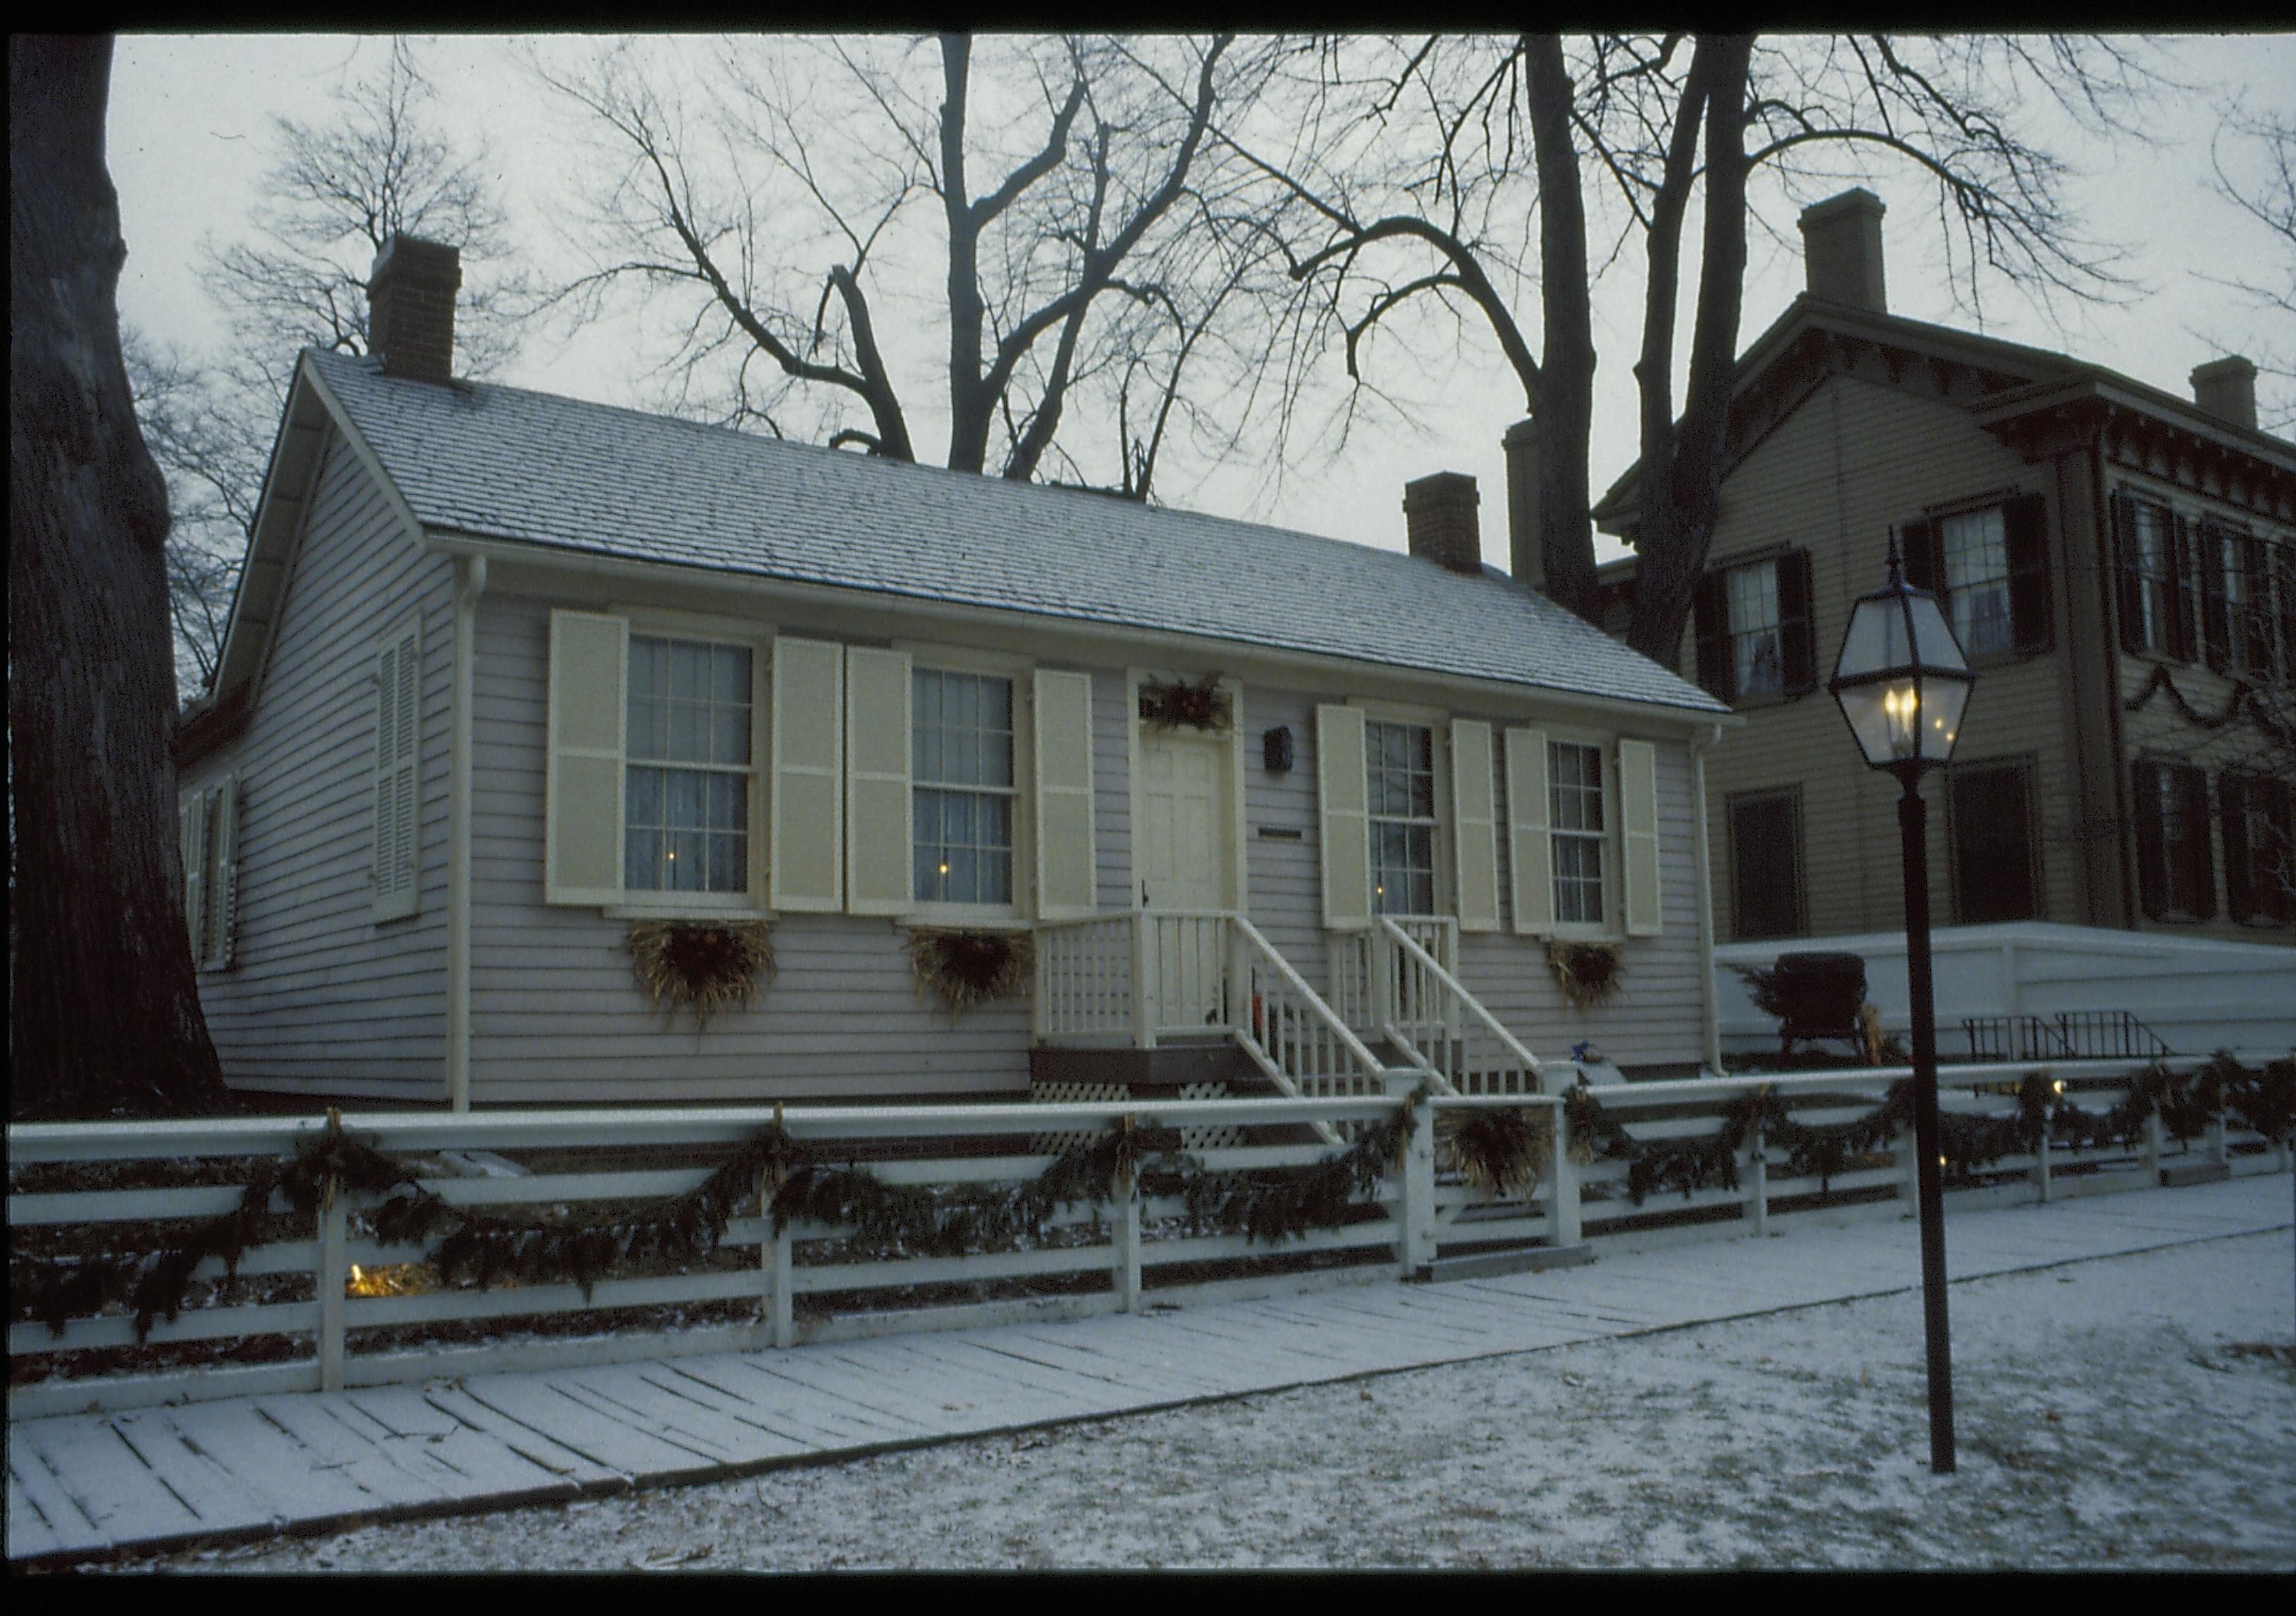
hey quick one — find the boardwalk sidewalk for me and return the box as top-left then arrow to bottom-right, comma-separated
10,1174 -> 2290,1567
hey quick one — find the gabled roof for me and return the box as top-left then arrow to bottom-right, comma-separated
267,349 -> 1721,717
1592,294 -> 2296,534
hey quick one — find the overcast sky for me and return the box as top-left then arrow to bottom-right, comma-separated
107,33 -> 2296,568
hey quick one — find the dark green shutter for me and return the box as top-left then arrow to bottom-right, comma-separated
2199,519 -> 2232,673
1777,549 -> 1816,695
2004,495 -> 2052,653
2133,761 -> 2167,920
1898,521 -> 1940,592
2221,773 -> 2253,922
1693,570 -> 1732,700
2171,515 -> 2200,663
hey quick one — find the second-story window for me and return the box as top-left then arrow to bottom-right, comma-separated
912,668 -> 1015,905
625,636 -> 753,894
1939,507 -> 2015,657
2115,493 -> 2195,661
1692,551 -> 1815,704
1367,720 -> 1437,915
2201,520 -> 2275,678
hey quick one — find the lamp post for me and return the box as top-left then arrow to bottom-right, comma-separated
1828,538 -> 1975,1476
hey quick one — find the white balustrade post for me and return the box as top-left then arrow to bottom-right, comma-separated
1747,1119 -> 1769,1238
2145,1106 -> 2166,1184
1551,1102 -> 1582,1248
318,1184 -> 347,1394
2207,1096 -> 2229,1169
770,1223 -> 796,1350
1114,1145 -> 1144,1313
1226,920 -> 1249,1040
1902,1116 -> 1923,1211
2034,1116 -> 2053,1203
1130,911 -> 1154,1050
1392,1076 -> 1436,1276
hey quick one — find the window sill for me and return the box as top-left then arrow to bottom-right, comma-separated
899,911 -> 1032,933
603,902 -> 774,923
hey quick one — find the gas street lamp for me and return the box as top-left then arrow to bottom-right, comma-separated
1828,537 -> 1974,1475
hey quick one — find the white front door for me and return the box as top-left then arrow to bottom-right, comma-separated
1137,726 -> 1232,1031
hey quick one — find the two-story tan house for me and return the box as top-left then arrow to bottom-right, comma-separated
1560,190 -> 2295,982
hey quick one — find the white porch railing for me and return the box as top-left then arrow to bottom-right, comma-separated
1376,917 -> 1543,1096
1327,916 -> 1457,1033
1227,914 -> 1396,1103
1033,913 -> 1139,1045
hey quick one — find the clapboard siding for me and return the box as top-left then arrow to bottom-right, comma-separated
462,598 -> 1718,1101
466,593 -> 1032,1106
1690,374 -> 2083,943
188,431 -> 454,1101
1458,732 -> 1706,1070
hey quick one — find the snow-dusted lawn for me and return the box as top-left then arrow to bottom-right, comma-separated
96,1232 -> 2296,1571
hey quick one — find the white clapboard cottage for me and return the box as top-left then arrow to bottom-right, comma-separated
174,237 -> 1732,1111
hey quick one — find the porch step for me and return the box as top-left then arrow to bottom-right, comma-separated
1418,1244 -> 1597,1284
1029,1038 -> 1249,1094
2159,1159 -> 2232,1188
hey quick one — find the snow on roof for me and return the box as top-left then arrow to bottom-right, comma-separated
308,350 -> 1725,716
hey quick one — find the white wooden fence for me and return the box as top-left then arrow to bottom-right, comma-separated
10,1056 -> 2287,1418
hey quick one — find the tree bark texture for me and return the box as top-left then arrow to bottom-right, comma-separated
11,35 -> 227,1118
1525,35 -> 1600,626
1627,33 -> 1753,670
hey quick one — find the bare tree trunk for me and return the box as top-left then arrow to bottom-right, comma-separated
1526,35 -> 1600,624
1628,33 -> 1752,668
11,35 -> 226,1118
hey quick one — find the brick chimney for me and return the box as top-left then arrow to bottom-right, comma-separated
1798,189 -> 1887,313
1403,472 -> 1482,575
2191,356 -> 2258,432
1502,419 -> 1543,590
368,235 -> 461,383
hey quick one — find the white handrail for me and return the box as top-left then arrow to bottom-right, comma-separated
1377,917 -> 1543,1097
1229,914 -> 1395,1102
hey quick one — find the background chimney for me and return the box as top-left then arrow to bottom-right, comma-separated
1798,189 -> 1887,313
368,235 -> 461,383
1503,419 -> 1544,590
1403,472 -> 1483,575
2190,356 -> 2258,432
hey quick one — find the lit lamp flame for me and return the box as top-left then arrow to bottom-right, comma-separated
1884,683 -> 1918,758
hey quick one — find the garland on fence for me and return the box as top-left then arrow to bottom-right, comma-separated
16,1087 -> 1439,1340
1561,1056 -> 2296,1209
1438,1107 -> 1552,1201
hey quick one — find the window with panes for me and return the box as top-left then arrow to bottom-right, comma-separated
1729,790 -> 1804,941
2133,761 -> 2213,922
1948,760 -> 2039,924
1367,721 -> 1438,914
912,668 -> 1016,905
1726,563 -> 1785,698
2119,496 -> 2188,659
1939,507 -> 2015,658
624,636 -> 754,893
1549,741 -> 1607,926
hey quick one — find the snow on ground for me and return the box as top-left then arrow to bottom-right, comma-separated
91,1231 -> 2296,1571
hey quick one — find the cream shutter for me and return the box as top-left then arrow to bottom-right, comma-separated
771,636 -> 845,912
205,773 -> 240,970
1505,727 -> 1553,936
1451,719 -> 1500,933
179,790 -> 208,958
1317,705 -> 1371,930
373,615 -> 422,921
545,610 -> 626,907
1619,737 -> 1663,936
1033,669 -> 1098,919
844,646 -> 912,916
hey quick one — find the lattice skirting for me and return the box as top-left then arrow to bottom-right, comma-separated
1028,1079 -> 1248,1155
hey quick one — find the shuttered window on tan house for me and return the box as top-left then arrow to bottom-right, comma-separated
1900,494 -> 2050,661
1692,552 -> 1815,703
373,612 -> 422,921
